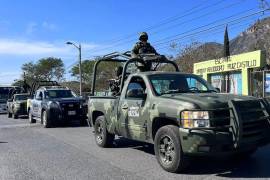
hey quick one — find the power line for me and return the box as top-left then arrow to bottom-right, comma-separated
150,0 -> 246,36
89,0 -> 238,54
91,6 -> 257,55
96,0 -> 211,45
155,19 -> 260,51
153,8 -> 268,47
67,3 -> 268,70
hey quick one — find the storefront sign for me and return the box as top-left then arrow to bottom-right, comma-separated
193,50 -> 264,96
195,59 -> 258,75
194,50 -> 262,75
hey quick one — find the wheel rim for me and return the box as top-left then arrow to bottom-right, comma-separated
43,112 -> 47,125
159,135 -> 176,166
96,122 -> 104,144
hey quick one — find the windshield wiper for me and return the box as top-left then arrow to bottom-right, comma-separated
161,89 -> 189,95
199,90 -> 217,93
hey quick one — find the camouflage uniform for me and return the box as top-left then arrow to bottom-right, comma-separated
131,32 -> 158,58
131,41 -> 158,58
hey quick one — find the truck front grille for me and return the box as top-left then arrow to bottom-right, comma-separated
212,108 -> 231,127
230,100 -> 270,146
60,102 -> 80,118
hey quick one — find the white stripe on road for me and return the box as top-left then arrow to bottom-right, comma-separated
0,124 -> 39,129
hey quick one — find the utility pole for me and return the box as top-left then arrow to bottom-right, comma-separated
78,44 -> 82,96
66,41 -> 82,96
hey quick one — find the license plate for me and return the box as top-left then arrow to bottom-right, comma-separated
68,111 -> 76,115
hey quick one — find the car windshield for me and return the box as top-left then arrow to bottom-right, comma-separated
149,74 -> 216,96
45,90 -> 75,99
0,87 -> 10,100
15,95 -> 29,101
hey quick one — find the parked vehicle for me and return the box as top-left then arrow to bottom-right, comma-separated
0,86 -> 21,113
28,86 -> 87,128
7,93 -> 29,118
88,52 -> 270,173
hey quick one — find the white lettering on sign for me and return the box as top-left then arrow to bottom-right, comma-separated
128,106 -> 139,117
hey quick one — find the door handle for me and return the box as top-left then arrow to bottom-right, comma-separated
122,104 -> 128,110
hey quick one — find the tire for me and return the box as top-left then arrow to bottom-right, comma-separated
154,125 -> 188,173
8,112 -> 12,118
233,149 -> 257,160
94,116 -> 114,147
41,110 -> 51,128
13,113 -> 18,119
80,118 -> 88,126
28,110 -> 36,123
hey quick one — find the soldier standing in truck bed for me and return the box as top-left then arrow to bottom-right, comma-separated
131,32 -> 158,58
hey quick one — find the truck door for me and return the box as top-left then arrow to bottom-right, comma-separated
32,90 -> 43,118
119,76 -> 149,141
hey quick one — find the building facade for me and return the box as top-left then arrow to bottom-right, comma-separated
193,50 -> 266,96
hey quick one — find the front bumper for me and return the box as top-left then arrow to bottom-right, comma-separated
48,108 -> 87,124
13,109 -> 28,116
179,127 -> 270,156
13,106 -> 28,116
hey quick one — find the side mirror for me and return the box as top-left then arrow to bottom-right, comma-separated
7,99 -> 12,102
126,89 -> 146,99
215,88 -> 221,93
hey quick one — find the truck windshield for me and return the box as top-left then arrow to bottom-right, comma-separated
45,90 -> 75,99
0,87 -> 12,100
15,95 -> 29,101
149,74 -> 216,96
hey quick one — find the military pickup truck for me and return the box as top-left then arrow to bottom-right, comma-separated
28,83 -> 87,128
7,93 -> 29,119
88,52 -> 270,173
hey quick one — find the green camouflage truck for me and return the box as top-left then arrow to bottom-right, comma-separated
88,52 -> 270,173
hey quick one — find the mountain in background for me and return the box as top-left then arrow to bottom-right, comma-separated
230,17 -> 270,59
174,17 -> 270,73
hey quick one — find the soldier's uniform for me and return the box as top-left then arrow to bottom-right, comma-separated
131,32 -> 158,58
131,41 -> 158,58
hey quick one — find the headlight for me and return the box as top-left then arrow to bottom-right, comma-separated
181,111 -> 210,128
49,102 -> 59,109
80,102 -> 88,108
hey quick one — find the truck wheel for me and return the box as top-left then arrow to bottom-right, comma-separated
28,110 -> 36,123
80,118 -> 87,126
8,112 -> 12,118
94,116 -> 114,147
234,149 -> 257,160
13,113 -> 18,119
42,110 -> 51,128
154,125 -> 188,173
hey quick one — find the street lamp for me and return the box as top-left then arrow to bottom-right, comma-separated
66,41 -> 82,96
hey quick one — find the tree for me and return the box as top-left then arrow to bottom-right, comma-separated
70,59 -> 122,91
36,57 -> 64,81
172,41 -> 223,73
70,60 -> 95,84
21,57 -> 65,86
224,25 -> 230,57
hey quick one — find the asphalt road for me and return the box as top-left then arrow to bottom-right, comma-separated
0,114 -> 270,180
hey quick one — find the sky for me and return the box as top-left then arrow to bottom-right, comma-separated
0,0 -> 269,85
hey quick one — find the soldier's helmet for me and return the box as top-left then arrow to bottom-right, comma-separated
139,32 -> 148,41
